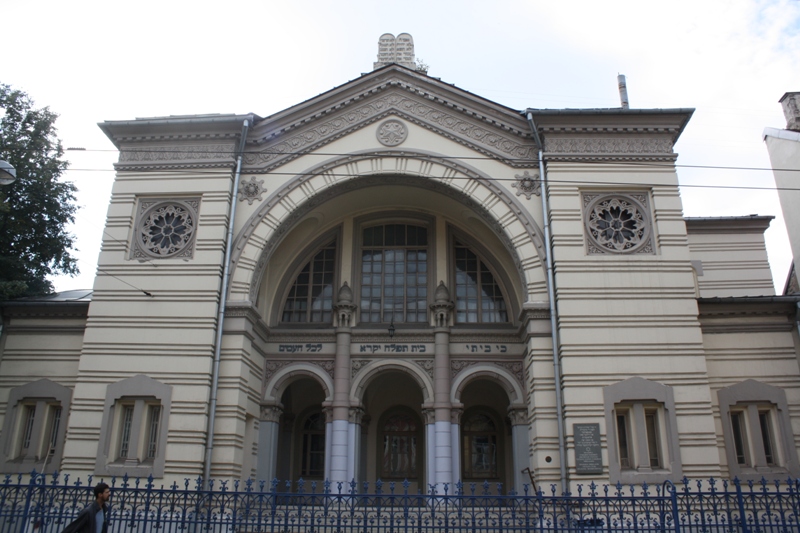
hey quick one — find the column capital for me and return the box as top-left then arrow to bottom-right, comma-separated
260,404 -> 283,423
507,406 -> 529,426
422,408 -> 436,425
349,406 -> 366,424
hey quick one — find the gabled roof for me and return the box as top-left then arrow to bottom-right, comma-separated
243,64 -> 537,172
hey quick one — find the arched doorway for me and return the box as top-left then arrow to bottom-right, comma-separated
361,371 -> 425,491
275,377 -> 327,483
458,379 -> 511,491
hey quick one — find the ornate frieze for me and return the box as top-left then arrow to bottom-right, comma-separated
264,360 -> 292,383
583,192 -> 653,255
544,136 -> 675,161
351,359 -> 371,379
450,360 -> 479,378
413,359 -> 434,379
117,143 -> 237,170
130,198 -> 200,260
263,359 -> 335,382
451,360 -> 524,389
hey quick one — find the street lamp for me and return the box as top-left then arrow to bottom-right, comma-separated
0,160 -> 16,186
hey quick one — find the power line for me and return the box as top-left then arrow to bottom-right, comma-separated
61,148 -> 800,173
57,167 -> 799,192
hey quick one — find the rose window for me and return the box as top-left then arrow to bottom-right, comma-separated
139,203 -> 196,257
585,195 -> 650,254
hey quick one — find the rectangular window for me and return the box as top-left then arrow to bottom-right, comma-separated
118,405 -> 134,459
758,410 -> 776,466
20,405 -> 36,452
616,413 -> 632,469
645,410 -> 661,468
730,411 -> 748,466
146,405 -> 161,460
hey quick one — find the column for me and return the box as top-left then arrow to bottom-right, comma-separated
451,407 -> 463,487
331,282 -> 357,484
423,408 -> 436,490
348,407 -> 365,483
256,404 -> 283,482
430,281 -> 455,491
508,407 -> 530,494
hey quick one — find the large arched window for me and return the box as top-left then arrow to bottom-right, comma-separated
361,224 -> 428,323
381,411 -> 420,479
454,240 -> 508,323
462,411 -> 499,480
282,241 -> 337,323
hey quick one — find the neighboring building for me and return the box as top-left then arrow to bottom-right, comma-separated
2,36 -> 800,492
764,92 -> 800,294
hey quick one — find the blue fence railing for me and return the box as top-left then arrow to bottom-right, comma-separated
1,473 -> 799,533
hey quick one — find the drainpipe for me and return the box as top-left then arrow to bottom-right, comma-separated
525,111 -> 568,493
203,119 -> 250,485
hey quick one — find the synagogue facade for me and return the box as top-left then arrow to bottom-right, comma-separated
2,37 -> 800,493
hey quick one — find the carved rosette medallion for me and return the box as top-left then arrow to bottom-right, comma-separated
451,360 -> 479,378
583,193 -> 653,255
238,176 -> 266,205
376,119 -> 408,146
131,198 -> 200,260
512,171 -> 541,199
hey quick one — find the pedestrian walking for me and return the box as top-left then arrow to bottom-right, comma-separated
60,483 -> 110,533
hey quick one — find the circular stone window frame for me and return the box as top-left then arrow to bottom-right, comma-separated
130,198 -> 201,260
583,192 -> 653,255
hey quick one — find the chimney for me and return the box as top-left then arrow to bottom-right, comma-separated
618,74 -> 630,109
374,33 -> 416,70
780,92 -> 800,131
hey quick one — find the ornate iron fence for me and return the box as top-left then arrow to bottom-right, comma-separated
0,473 -> 798,533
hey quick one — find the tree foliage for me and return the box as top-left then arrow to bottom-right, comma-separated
0,84 -> 78,299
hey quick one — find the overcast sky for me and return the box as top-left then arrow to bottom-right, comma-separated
4,0 -> 799,293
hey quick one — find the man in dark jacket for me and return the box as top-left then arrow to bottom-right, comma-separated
60,483 -> 110,533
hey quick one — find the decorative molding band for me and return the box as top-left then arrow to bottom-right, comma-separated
545,136 -> 676,162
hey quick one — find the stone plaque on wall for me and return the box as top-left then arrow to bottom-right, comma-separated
574,423 -> 603,475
